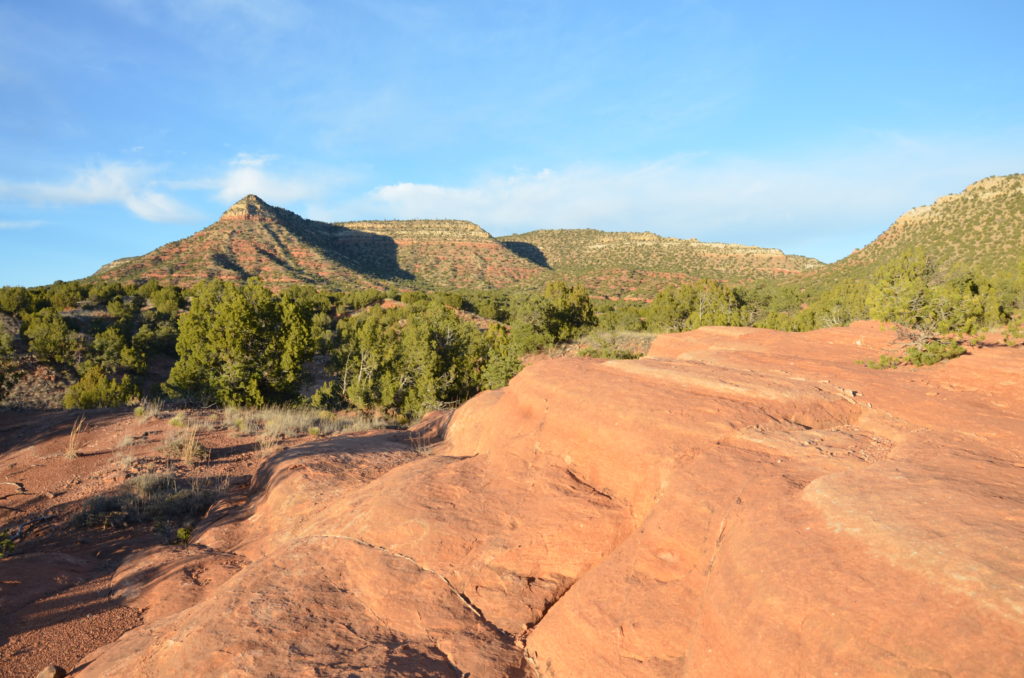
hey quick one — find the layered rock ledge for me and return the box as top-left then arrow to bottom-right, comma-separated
75,322 -> 1024,676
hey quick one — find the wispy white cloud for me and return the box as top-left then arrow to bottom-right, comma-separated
0,153 -> 354,228
338,135 -> 1024,261
0,163 -> 196,222
0,220 -> 43,230
207,153 -> 354,206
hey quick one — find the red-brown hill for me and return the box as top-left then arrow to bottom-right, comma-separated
90,195 -> 823,293
92,195 -> 548,290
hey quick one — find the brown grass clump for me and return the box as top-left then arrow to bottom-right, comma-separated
76,473 -> 220,530
133,398 -> 162,421
64,415 -> 86,458
220,406 -> 393,455
163,427 -> 211,466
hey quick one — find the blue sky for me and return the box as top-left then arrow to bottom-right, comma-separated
2,0 -> 1022,286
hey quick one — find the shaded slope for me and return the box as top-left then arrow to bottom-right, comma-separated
72,323 -> 1024,677
334,219 -> 547,289
94,196 -> 406,289
499,228 -> 823,296
92,198 -> 549,290
89,196 -> 823,294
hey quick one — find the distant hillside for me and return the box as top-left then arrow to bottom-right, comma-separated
332,219 -> 545,289
90,196 -> 823,293
93,196 -> 547,290
499,229 -> 823,296
803,174 -> 1024,289
95,196 -> 382,288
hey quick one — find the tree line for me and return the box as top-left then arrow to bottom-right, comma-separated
1,249 -> 1021,415
0,278 -> 596,418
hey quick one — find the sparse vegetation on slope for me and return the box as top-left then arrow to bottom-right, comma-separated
499,228 -> 823,296
89,195 -> 823,295
800,174 -> 1024,292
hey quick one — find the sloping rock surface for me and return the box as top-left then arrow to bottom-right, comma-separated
75,323 -> 1024,676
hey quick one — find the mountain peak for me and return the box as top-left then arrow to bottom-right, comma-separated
221,194 -> 277,221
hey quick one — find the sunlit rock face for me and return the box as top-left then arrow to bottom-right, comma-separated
78,322 -> 1024,677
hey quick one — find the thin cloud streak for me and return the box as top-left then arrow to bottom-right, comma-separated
192,153 -> 357,206
0,220 -> 43,230
103,0 -> 308,29
0,163 -> 196,222
215,154 -> 337,204
338,139 -> 1024,262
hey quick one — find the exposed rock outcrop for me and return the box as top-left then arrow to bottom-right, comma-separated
75,322 -> 1024,676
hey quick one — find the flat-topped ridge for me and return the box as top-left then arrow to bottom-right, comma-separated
335,219 -> 493,241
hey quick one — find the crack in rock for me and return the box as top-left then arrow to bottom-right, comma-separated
330,535 -> 512,640
565,468 -> 616,502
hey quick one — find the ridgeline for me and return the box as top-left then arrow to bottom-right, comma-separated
91,195 -> 822,295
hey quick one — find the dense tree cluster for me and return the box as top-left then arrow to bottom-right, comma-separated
0,276 -> 601,417
0,248 -> 1020,415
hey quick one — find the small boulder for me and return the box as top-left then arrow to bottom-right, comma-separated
35,666 -> 67,678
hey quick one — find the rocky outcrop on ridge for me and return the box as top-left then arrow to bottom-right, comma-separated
74,322 -> 1024,676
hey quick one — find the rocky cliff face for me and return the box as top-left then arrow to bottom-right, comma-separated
71,322 -> 1024,676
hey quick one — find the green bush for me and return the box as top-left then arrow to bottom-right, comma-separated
648,279 -> 743,331
164,279 -> 314,406
63,367 -> 139,409
334,301 -> 489,416
0,286 -> 34,315
25,307 -> 80,364
864,354 -> 902,370
0,328 -> 17,402
174,526 -> 192,545
47,280 -> 87,310
865,338 -> 966,369
904,338 -> 967,366
149,286 -> 183,316
0,531 -> 14,558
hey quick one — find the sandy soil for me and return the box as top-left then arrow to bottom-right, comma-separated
0,406 -> 364,677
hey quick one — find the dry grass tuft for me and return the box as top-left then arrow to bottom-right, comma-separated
65,415 -> 86,458
163,427 -> 211,466
571,330 -> 654,360
76,473 -> 222,531
133,398 -> 162,421
113,451 -> 136,471
221,406 -> 393,455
